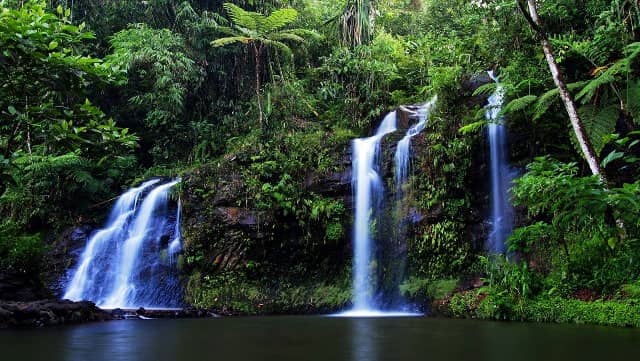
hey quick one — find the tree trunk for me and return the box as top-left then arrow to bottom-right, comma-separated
522,0 -> 608,184
252,43 -> 263,129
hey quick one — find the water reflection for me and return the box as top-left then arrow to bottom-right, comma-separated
64,321 -> 136,361
2,317 -> 640,361
350,318 -> 378,361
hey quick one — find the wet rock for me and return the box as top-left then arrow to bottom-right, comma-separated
44,225 -> 95,297
214,207 -> 262,227
0,299 -> 112,328
111,308 -> 126,319
462,72 -> 493,93
303,169 -> 351,197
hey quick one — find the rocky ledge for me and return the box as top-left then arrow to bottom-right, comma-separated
111,307 -> 215,319
0,299 -> 113,328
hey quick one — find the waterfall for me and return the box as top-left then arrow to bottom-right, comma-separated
486,71 -> 514,254
351,111 -> 397,312
394,97 -> 437,195
63,179 -> 183,309
168,198 -> 182,263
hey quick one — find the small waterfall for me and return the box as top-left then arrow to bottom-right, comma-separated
168,198 -> 182,263
63,179 -> 160,302
486,71 -> 514,254
63,179 -> 183,308
351,111 -> 397,312
394,97 -> 437,195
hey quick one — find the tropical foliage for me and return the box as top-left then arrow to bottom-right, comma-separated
0,0 -> 639,326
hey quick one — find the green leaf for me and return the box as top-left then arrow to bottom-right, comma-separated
7,106 -> 17,115
601,150 -> 625,167
458,121 -> 487,135
48,41 -> 58,50
56,5 -> 63,15
503,95 -> 537,114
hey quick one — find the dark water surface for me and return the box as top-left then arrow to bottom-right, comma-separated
2,316 -> 639,361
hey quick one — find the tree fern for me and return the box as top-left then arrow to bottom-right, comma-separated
623,80 -> 640,121
503,95 -> 537,114
534,82 -> 588,120
211,3 -> 318,127
262,8 -> 299,33
472,82 -> 497,97
572,104 -> 619,156
576,42 -> 640,104
223,3 -> 260,30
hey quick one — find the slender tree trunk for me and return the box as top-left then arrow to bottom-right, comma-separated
520,0 -> 608,184
252,43 -> 263,129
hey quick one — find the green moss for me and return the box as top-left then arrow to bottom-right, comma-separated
444,290 -> 640,328
185,270 -> 351,315
400,277 -> 459,304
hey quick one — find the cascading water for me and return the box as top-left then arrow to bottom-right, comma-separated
349,111 -> 397,313
63,179 -> 160,303
394,97 -> 437,195
335,110 -> 420,318
486,71 -> 514,254
168,198 -> 182,263
63,179 -> 183,309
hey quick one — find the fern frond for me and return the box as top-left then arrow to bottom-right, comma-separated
623,80 -> 640,122
270,32 -> 305,44
261,39 -> 292,58
572,104 -> 618,155
262,8 -> 298,33
211,36 -> 250,47
285,28 -> 321,40
215,26 -> 241,37
503,95 -> 537,114
459,120 -> 487,135
472,82 -> 497,97
534,81 -> 588,120
576,42 -> 640,104
223,2 -> 261,30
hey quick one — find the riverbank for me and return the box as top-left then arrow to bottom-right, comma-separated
431,291 -> 640,328
0,299 -> 112,328
0,299 -> 217,328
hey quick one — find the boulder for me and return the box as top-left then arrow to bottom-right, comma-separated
0,299 -> 112,328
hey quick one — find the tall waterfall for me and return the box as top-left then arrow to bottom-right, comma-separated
486,71 -> 514,254
350,111 -> 397,312
394,97 -> 437,194
63,179 -> 183,308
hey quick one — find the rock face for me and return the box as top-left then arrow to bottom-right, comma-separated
0,299 -> 112,328
181,159 -> 352,274
51,226 -> 94,295
0,271 -> 50,302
